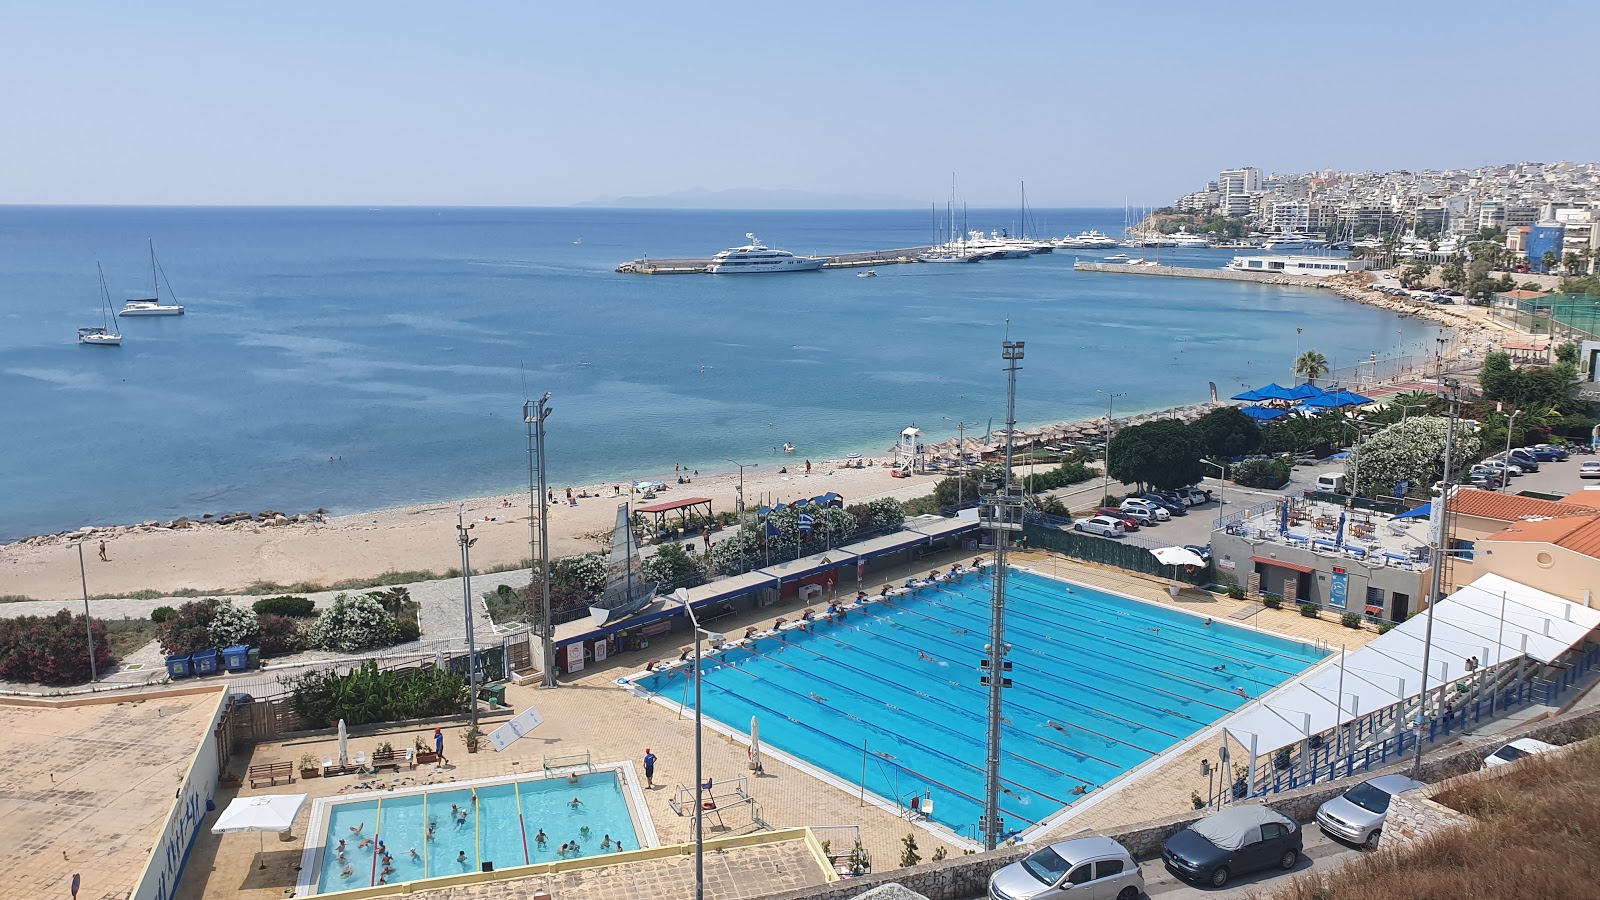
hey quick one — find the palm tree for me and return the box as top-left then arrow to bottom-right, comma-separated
1295,350 -> 1330,385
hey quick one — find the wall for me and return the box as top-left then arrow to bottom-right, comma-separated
132,688 -> 232,900
754,707 -> 1600,900
1474,539 -> 1600,604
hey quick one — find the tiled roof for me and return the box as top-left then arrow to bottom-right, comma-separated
1560,487 -> 1600,506
1486,513 -> 1600,559
1448,489 -> 1599,522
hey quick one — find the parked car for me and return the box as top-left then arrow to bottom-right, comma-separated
1483,738 -> 1558,769
1108,504 -> 1159,526
1315,774 -> 1426,849
1504,449 -> 1540,472
1094,509 -> 1143,531
1119,499 -> 1169,522
1176,486 -> 1214,505
1162,804 -> 1303,888
1582,460 -> 1600,479
1074,515 -> 1128,538
1183,544 -> 1212,562
1532,443 -> 1569,461
1522,445 -> 1565,462
1139,492 -> 1188,516
987,836 -> 1144,900
1434,296 -> 1456,304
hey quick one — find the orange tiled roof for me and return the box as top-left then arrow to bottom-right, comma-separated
1501,289 -> 1549,301
1448,489 -> 1600,522
1486,513 -> 1600,559
1561,488 -> 1600,506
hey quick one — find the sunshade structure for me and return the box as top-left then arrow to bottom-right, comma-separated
1391,503 -> 1432,521
1285,382 -> 1326,401
1224,573 -> 1600,758
1232,383 -> 1298,402
1151,546 -> 1207,567
1299,389 -> 1374,411
213,794 -> 308,868
1240,406 -> 1289,422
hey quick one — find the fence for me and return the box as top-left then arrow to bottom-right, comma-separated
1021,518 -> 1211,584
1488,294 -> 1600,342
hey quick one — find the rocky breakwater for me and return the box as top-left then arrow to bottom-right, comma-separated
3,507 -> 330,551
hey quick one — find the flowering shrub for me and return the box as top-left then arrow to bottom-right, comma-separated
0,611 -> 113,685
158,599 -> 218,655
209,600 -> 259,648
1346,416 -> 1482,497
308,592 -> 398,652
255,614 -> 307,657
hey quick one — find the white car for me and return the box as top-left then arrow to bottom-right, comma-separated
1581,461 -> 1600,479
989,836 -> 1144,900
1120,499 -> 1171,521
1074,516 -> 1127,538
1482,737 -> 1558,769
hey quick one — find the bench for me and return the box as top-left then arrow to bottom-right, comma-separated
248,761 -> 295,788
369,750 -> 402,773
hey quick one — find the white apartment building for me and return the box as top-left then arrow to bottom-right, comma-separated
1218,167 -> 1262,217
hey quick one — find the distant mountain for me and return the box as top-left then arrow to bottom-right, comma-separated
572,188 -> 920,210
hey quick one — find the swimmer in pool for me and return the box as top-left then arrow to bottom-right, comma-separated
349,823 -> 365,835
918,650 -> 935,662
1071,785 -> 1088,796
409,848 -> 420,860
1214,664 -> 1226,671
601,834 -> 613,850
340,865 -> 354,879
457,851 -> 468,864
809,692 -> 828,703
569,797 -> 584,808
1236,687 -> 1249,698
580,825 -> 591,838
535,829 -> 547,847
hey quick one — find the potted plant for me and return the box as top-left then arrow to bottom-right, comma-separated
414,736 -> 438,764
462,725 -> 484,754
300,753 -> 321,779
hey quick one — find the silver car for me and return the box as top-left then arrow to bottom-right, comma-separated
1315,774 -> 1425,849
989,836 -> 1144,900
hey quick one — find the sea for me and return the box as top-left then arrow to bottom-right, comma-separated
0,206 -> 1443,541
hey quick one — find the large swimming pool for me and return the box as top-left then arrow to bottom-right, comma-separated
301,767 -> 652,895
633,568 -> 1326,841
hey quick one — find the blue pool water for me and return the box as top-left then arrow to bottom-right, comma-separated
315,770 -> 641,893
636,569 -> 1326,840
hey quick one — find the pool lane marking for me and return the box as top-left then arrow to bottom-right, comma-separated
698,645 -> 1062,814
422,792 -> 429,879
371,800 -> 382,887
514,783 -> 530,866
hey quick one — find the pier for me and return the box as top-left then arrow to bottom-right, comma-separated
616,247 -> 929,275
1073,260 -> 1323,287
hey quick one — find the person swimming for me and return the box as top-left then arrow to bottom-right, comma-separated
358,838 -> 373,850
808,692 -> 828,703
409,848 -> 420,860
535,829 -> 547,846
1236,687 -> 1249,698
917,650 -> 935,662
580,825 -> 591,838
336,838 -> 346,851
558,842 -> 571,857
569,797 -> 584,808
1214,664 -> 1227,671
1070,785 -> 1088,796
601,834 -> 613,850
456,850 -> 468,865
349,822 -> 365,835
340,865 -> 354,879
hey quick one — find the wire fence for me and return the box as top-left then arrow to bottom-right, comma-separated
1021,517 -> 1211,584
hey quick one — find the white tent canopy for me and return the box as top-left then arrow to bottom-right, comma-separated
1224,574 -> 1600,757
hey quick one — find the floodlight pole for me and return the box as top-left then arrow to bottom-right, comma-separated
981,340 -> 1024,851
725,458 -> 757,516
456,508 -> 480,728
1412,379 -> 1459,780
684,602 -> 720,900
943,417 -> 979,508
1501,409 -> 1521,492
525,393 -> 556,687
76,543 -> 97,682
1097,390 -> 1128,506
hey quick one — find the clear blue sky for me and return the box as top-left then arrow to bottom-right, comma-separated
5,1 -> 1597,207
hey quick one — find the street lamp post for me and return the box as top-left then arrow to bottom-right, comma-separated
1412,380 -> 1460,781
524,393 -> 556,688
683,602 -> 725,900
1200,460 -> 1228,517
1398,403 -> 1426,423
1097,390 -> 1129,506
75,543 -> 98,682
725,459 -> 758,515
943,417 -> 979,508
455,508 -> 480,727
1500,408 -> 1521,492
1294,327 -> 1304,383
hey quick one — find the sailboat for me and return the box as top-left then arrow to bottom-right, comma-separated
588,504 -> 658,626
120,240 -> 185,316
78,263 -> 124,346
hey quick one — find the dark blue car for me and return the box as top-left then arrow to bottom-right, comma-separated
1163,805 -> 1303,888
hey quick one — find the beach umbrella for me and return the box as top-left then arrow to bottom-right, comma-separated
749,716 -> 763,772
212,794 -> 308,870
337,719 -> 348,765
1335,510 -> 1347,547
1150,546 -> 1206,567
1279,500 -> 1290,536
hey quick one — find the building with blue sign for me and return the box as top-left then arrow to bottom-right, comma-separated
1526,222 -> 1566,271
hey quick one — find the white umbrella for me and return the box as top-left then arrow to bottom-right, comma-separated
212,794 -> 308,869
1150,546 -> 1206,567
749,716 -> 763,773
337,718 -> 348,766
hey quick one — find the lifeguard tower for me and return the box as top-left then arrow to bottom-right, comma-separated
897,426 -> 925,474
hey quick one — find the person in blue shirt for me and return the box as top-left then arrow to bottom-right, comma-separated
643,748 -> 657,789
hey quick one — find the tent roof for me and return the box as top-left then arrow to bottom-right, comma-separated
1391,502 -> 1431,520
1224,573 -> 1600,756
212,794 -> 308,834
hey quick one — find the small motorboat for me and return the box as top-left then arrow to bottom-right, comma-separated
857,269 -> 878,278
1103,253 -> 1131,262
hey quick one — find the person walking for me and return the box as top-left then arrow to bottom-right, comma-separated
433,727 -> 448,765
643,748 -> 657,789
97,540 -> 108,562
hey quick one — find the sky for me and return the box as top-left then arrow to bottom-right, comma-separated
5,1 -> 1599,208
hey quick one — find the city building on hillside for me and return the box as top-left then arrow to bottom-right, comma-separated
1526,222 -> 1567,270
1219,167 -> 1262,217
1227,255 -> 1371,277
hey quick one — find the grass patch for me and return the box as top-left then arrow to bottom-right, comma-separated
0,595 -> 36,604
1265,735 -> 1600,900
103,617 -> 160,659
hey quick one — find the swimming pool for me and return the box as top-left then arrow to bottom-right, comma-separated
300,766 -> 654,895
632,567 -> 1326,841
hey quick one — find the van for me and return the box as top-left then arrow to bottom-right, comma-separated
1316,473 -> 1347,493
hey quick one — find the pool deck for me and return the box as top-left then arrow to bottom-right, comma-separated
0,687 -> 227,900
189,546 -> 1380,899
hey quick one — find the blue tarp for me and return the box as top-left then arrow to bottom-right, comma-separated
1241,406 -> 1289,421
1392,503 -> 1432,520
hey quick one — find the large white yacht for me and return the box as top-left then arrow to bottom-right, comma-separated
705,234 -> 828,273
1170,230 -> 1212,248
1056,229 -> 1118,249
1264,232 -> 1330,251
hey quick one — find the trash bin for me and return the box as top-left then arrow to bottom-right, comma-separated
222,645 -> 250,672
165,654 -> 193,679
247,647 -> 262,670
191,648 -> 221,676
481,683 -> 507,707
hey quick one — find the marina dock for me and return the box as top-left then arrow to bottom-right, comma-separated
616,247 -> 929,274
1073,260 -> 1323,287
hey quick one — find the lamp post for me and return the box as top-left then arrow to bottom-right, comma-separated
1200,460 -> 1228,517
1500,408 -> 1521,492
724,459 -> 758,516
1097,390 -> 1129,506
524,393 -> 556,688
1398,403 -> 1426,423
1412,380 -> 1460,781
683,601 -> 725,900
75,543 -> 98,682
943,417 -> 979,508
455,508 -> 480,727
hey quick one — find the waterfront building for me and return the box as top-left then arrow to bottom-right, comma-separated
1227,255 -> 1370,277
1219,167 -> 1262,217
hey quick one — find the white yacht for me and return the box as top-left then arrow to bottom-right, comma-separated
1071,230 -> 1118,249
120,240 -> 186,316
79,263 -> 123,346
1170,230 -> 1211,248
1264,232 -> 1330,251
705,234 -> 828,273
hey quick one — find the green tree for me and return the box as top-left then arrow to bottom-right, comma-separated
1563,252 -> 1582,275
1398,262 -> 1432,288
1295,350 -> 1330,384
1107,419 -> 1205,491
1188,406 -> 1263,459
1440,259 -> 1467,290
1556,342 -> 1579,366
1346,416 -> 1481,498
642,542 -> 707,589
1541,251 -> 1560,273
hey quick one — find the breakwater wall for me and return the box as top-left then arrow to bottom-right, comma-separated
1074,260 -> 1324,287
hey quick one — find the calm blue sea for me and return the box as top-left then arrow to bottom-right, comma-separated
0,207 -> 1439,540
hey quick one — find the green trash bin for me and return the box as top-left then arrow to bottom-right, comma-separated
481,683 -> 506,708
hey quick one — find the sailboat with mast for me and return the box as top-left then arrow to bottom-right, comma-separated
78,263 -> 124,346
588,504 -> 659,626
120,240 -> 185,316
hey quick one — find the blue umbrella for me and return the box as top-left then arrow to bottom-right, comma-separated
1232,383 -> 1297,402
1241,406 -> 1289,421
1278,499 -> 1290,535
1392,503 -> 1432,520
1335,510 -> 1347,547
1286,382 -> 1326,400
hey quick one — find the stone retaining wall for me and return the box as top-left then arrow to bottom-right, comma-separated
755,706 -> 1600,900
